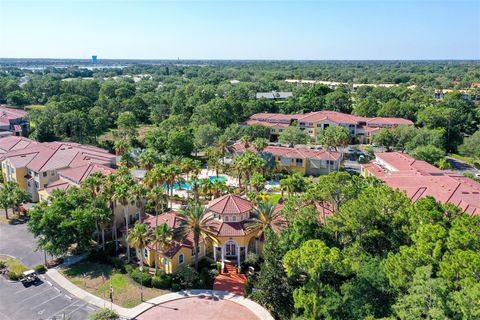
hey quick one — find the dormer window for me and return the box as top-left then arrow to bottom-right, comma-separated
232,216 -> 237,222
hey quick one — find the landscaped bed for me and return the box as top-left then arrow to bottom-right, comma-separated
0,255 -> 28,274
60,261 -> 169,308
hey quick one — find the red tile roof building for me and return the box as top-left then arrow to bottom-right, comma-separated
229,142 -> 341,176
0,105 -> 28,137
0,137 -> 117,202
361,152 -> 480,215
244,110 -> 413,144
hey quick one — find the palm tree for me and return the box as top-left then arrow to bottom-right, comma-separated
144,163 -> 166,190
165,165 -> 181,207
178,203 -> 215,271
101,174 -> 119,251
93,197 -> 111,252
114,182 -> 132,261
240,135 -> 250,149
245,201 -> 286,237
138,148 -> 160,172
131,184 -> 147,223
200,178 -> 212,200
83,172 -> 104,199
253,138 -> 268,153
151,224 -> 174,275
128,223 -> 150,271
148,187 -> 167,226
210,179 -> 227,199
114,139 -> 131,156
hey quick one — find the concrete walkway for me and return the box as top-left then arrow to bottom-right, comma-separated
47,268 -> 273,320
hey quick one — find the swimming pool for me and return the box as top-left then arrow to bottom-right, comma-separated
167,176 -> 227,190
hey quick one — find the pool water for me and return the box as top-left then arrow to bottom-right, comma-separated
266,180 -> 280,186
166,176 -> 227,190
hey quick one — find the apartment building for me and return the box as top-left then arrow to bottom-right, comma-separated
0,105 -> 28,137
229,142 -> 341,176
244,110 -> 413,143
0,138 -> 116,202
361,152 -> 480,215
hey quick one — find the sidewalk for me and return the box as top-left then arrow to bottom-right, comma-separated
47,268 -> 273,320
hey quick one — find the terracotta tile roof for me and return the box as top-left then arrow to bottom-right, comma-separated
247,110 -> 411,127
142,211 -> 196,258
1,141 -> 115,173
58,163 -> 116,184
230,142 -> 341,161
0,136 -> 37,154
208,219 -> 250,237
44,179 -> 72,194
0,105 -> 27,121
362,152 -> 480,215
366,117 -> 414,126
207,194 -> 254,215
243,119 -> 290,127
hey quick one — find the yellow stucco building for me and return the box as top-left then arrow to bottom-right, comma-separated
136,195 -> 263,274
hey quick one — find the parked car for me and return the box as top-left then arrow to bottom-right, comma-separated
20,270 -> 38,285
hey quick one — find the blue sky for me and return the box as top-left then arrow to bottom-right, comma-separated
0,0 -> 479,60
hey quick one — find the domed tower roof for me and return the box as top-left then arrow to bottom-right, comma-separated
207,194 -> 253,215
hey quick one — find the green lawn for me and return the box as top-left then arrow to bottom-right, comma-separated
0,255 -> 29,274
61,261 -> 168,308
25,104 -> 46,111
268,193 -> 284,205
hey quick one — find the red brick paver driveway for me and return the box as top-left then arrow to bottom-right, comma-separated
213,263 -> 247,296
135,296 -> 259,320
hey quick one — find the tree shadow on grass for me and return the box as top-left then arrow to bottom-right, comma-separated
62,261 -> 114,279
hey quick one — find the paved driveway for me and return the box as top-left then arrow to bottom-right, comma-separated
135,296 -> 259,320
0,274 -> 95,320
0,221 -> 45,267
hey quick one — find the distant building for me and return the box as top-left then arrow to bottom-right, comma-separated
91,55 -> 97,64
229,142 -> 341,176
256,91 -> 293,100
243,111 -> 413,143
0,105 -> 28,137
361,152 -> 480,215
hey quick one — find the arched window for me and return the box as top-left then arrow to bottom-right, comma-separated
179,254 -> 184,264
144,248 -> 148,259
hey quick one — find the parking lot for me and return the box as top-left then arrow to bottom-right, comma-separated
0,273 -> 96,320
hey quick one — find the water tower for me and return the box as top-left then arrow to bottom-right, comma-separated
91,55 -> 97,64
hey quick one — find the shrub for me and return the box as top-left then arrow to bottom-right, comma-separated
124,264 -> 134,274
34,264 -> 47,273
171,283 -> 182,291
198,267 -> 217,289
89,308 -> 119,320
7,271 -> 20,281
244,276 -> 254,296
152,273 -> 172,289
130,268 -> 152,287
172,265 -> 199,289
0,261 -> 6,269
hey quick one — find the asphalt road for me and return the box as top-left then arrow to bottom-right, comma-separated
0,221 -> 45,267
0,274 -> 95,320
0,220 -> 97,319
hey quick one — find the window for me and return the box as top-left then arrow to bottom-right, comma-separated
144,249 -> 148,259
42,172 -> 47,177
232,215 -> 237,222
279,129 -> 283,132
324,124 -> 329,129
317,123 -> 322,128
296,159 -> 303,167
270,128 -> 275,133
179,254 -> 184,264
34,182 -> 39,188
51,171 -> 55,176
299,122 -> 305,126
225,216 -> 230,222
192,249 -> 195,256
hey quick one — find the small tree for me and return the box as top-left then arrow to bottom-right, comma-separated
90,308 -> 119,320
278,125 -> 309,147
